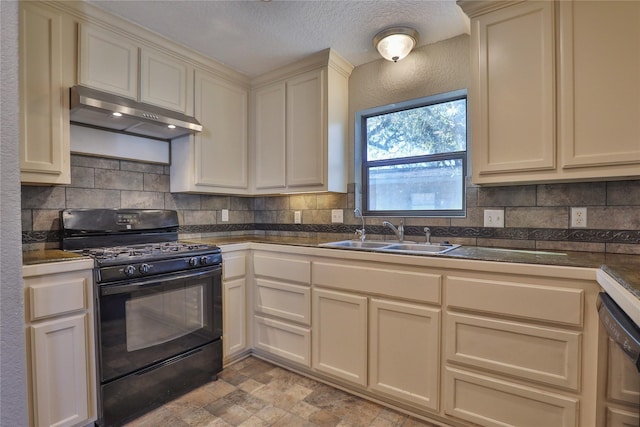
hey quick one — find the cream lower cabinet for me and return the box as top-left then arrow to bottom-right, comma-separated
444,273 -> 599,427
23,259 -> 96,427
252,251 -> 312,367
19,1 -> 74,185
312,258 -> 443,411
222,249 -> 248,362
312,288 -> 368,387
369,298 -> 440,411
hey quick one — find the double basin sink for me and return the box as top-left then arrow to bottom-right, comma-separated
319,240 -> 460,255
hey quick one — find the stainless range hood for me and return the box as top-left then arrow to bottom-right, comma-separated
70,85 -> 202,140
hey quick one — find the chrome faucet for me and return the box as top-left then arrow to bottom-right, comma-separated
382,219 -> 404,242
424,227 -> 432,244
354,208 -> 366,242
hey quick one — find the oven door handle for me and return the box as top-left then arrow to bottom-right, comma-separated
100,267 -> 220,296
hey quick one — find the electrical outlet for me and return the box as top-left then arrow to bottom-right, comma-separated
331,209 -> 344,223
294,211 -> 302,224
484,209 -> 505,228
221,209 -> 229,222
571,207 -> 587,228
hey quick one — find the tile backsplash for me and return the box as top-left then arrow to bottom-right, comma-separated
21,154 -> 640,254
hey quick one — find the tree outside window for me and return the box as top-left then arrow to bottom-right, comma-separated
356,90 -> 467,217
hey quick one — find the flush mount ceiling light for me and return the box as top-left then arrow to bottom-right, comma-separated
373,26 -> 419,62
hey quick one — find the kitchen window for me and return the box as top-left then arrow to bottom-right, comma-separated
356,90 -> 467,217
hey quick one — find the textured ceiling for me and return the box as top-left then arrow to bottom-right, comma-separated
87,0 -> 470,78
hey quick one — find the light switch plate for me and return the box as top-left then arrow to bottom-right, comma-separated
221,209 -> 229,222
484,209 -> 505,228
294,211 -> 302,224
331,209 -> 344,223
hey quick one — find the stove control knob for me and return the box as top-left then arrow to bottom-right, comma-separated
189,257 -> 198,267
200,256 -> 209,265
139,263 -> 151,274
124,265 -> 137,277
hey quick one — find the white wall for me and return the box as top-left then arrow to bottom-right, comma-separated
1,0 -> 28,425
348,34 -> 470,180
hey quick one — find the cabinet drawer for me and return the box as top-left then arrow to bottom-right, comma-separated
446,276 -> 583,326
223,254 -> 246,280
606,407 -> 639,427
254,254 -> 311,284
27,274 -> 88,321
446,313 -> 581,390
254,315 -> 310,367
255,279 -> 310,325
444,367 -> 579,427
313,262 -> 441,304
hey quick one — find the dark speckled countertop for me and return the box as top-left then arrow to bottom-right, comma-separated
22,236 -> 640,303
22,249 -> 89,265
194,235 -> 640,300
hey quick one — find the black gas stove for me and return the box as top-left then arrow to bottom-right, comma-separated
61,209 -> 223,427
61,209 -> 221,283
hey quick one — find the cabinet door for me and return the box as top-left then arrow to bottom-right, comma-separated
223,278 -> 246,359
78,24 -> 138,99
19,2 -> 71,185
471,1 -> 556,179
30,314 -> 91,427
369,298 -> 440,410
254,82 -> 286,191
559,0 -> 640,171
286,69 -> 325,188
194,70 -> 248,189
312,288 -> 367,386
140,48 -> 190,113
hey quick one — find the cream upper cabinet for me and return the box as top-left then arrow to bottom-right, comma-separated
253,82 -> 286,191
140,48 -> 191,114
19,1 -> 74,185
170,69 -> 249,194
286,69 -> 325,188
467,1 -> 556,182
558,0 -> 640,175
251,49 -> 353,194
79,24 -> 192,114
23,259 -> 96,427
462,0 -> 640,185
78,24 -> 138,99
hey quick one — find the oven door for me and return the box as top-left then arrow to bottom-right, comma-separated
97,266 -> 222,383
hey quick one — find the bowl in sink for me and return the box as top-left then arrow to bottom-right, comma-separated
383,243 -> 460,254
319,240 -> 392,250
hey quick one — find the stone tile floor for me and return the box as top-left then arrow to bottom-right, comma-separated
124,356 -> 443,427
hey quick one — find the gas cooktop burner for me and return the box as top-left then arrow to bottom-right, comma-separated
82,241 -> 214,260
82,241 -> 218,263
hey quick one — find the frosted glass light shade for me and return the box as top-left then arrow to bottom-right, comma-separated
373,27 -> 419,62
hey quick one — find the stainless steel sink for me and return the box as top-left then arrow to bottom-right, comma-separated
319,240 -> 392,249
384,243 -> 460,254
319,240 -> 460,255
